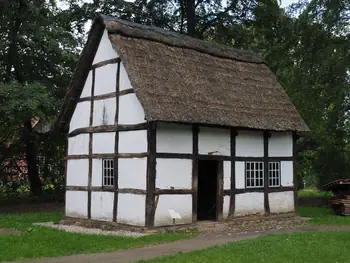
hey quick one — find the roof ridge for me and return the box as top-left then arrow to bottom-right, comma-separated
99,14 -> 266,64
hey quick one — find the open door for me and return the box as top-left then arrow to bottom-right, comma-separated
197,160 -> 222,220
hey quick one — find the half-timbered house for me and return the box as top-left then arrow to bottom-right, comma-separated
55,15 -> 309,228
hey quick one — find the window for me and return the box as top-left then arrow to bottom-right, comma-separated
269,162 -> 280,187
102,159 -> 114,186
246,162 -> 264,188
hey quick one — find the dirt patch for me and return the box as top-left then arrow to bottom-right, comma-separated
0,228 -> 21,235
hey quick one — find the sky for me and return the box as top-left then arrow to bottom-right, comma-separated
280,0 -> 299,7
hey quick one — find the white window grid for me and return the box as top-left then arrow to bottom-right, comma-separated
246,162 -> 264,188
269,162 -> 281,187
102,159 -> 114,187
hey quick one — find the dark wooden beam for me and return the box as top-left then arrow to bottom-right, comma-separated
224,186 -> 295,195
235,156 -> 293,162
155,189 -> 193,195
78,88 -> 134,103
66,153 -> 148,160
145,122 -> 157,228
192,124 -> 199,223
293,132 -> 298,215
78,91 -> 117,102
113,60 -> 121,222
229,128 -> 237,219
216,161 -> 224,221
119,88 -> 134,96
91,57 -> 121,69
263,131 -> 270,215
197,154 -> 231,161
156,153 -> 192,159
69,123 -> 148,137
119,188 -> 147,195
66,186 -> 148,194
87,69 -> 96,219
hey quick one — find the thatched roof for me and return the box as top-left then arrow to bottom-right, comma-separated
55,14 -> 309,132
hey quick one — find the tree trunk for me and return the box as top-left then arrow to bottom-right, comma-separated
185,0 -> 196,37
23,120 -> 42,196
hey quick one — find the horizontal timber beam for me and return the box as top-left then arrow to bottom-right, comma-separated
156,153 -> 192,159
155,189 -> 192,195
235,156 -> 293,162
223,186 -> 295,195
198,154 -> 231,161
91,57 -> 121,70
79,92 -> 117,102
78,89 -> 134,103
66,153 -> 148,160
69,123 -> 147,137
66,186 -> 194,195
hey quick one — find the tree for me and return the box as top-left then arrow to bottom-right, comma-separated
0,0 -> 79,195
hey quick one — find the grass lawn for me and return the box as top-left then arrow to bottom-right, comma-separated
0,212 -> 197,262
139,231 -> 350,263
299,206 -> 350,225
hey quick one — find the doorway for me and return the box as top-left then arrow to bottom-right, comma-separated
197,160 -> 219,220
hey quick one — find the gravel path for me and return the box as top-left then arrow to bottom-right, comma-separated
34,222 -> 146,237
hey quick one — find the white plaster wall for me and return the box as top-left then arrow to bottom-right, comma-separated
66,159 -> 89,186
156,159 -> 192,189
154,195 -> 192,226
269,132 -> 293,157
119,62 -> 133,91
92,132 -> 115,154
95,63 -> 119,96
236,131 -> 264,157
198,127 -> 230,156
117,193 -> 146,226
119,130 -> 147,153
223,195 -> 230,219
92,159 -> 102,187
65,191 -> 88,218
269,191 -> 294,214
93,30 -> 118,64
68,134 -> 89,155
80,71 -> 92,98
93,98 -> 116,126
69,101 -> 90,132
235,193 -> 265,216
235,161 -> 245,189
223,161 -> 231,190
119,158 -> 147,190
281,161 -> 294,186
156,123 -> 192,154
91,191 -> 114,221
118,94 -> 146,125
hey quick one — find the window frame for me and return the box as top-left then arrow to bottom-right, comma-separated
268,161 -> 281,188
245,161 -> 264,189
102,158 -> 115,187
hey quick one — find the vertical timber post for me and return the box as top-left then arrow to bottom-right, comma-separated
293,132 -> 298,215
216,161 -> 224,221
192,125 -> 199,223
263,131 -> 270,215
113,59 -> 121,222
229,129 -> 237,219
87,69 -> 96,219
146,121 -> 156,228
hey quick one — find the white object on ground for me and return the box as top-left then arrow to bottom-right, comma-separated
33,222 -> 146,237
